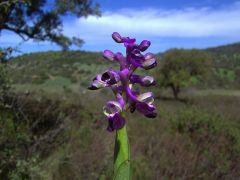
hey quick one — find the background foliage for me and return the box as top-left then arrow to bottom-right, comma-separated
156,49 -> 211,99
0,42 -> 239,179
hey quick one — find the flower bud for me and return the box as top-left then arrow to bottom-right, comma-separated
142,53 -> 157,70
112,32 -> 122,43
139,40 -> 151,52
103,50 -> 115,61
141,76 -> 156,87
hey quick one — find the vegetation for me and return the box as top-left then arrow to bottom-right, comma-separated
156,49 -> 211,99
206,43 -> 240,88
0,42 -> 238,179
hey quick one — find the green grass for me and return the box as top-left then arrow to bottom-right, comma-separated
13,76 -> 72,94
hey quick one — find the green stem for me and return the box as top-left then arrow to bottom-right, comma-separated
113,125 -> 130,180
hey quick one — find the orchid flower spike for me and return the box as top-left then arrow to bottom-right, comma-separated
88,32 -> 158,132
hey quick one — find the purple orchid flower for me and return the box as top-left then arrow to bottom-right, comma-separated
88,32 -> 158,132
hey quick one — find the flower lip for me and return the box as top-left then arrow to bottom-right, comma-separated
107,113 -> 125,132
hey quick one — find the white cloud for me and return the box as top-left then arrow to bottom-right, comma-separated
1,2 -> 240,52
63,2 -> 240,44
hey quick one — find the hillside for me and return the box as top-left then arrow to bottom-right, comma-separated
8,51 -> 116,88
10,50 -> 107,65
8,42 -> 240,89
204,43 -> 240,87
206,43 -> 240,70
206,42 -> 240,56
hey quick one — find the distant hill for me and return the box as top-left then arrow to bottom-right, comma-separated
205,43 -> 240,69
10,50 -> 105,65
203,43 -> 240,88
206,42 -> 240,56
10,42 -> 240,65
8,50 -> 114,86
8,42 -> 240,88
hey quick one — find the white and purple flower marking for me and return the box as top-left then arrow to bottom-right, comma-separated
88,32 -> 157,132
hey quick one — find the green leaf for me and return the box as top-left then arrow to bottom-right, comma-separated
113,125 -> 130,180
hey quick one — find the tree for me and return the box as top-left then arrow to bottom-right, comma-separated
0,0 -> 100,50
157,49 -> 211,99
0,48 -> 12,103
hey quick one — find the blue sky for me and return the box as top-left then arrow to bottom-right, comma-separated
1,0 -> 240,54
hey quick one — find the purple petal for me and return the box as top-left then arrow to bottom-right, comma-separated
115,52 -> 124,61
119,68 -> 130,78
112,113 -> 125,130
115,52 -> 128,69
136,102 -> 157,118
107,121 -> 114,132
130,75 -> 141,84
126,86 -> 138,102
131,49 -> 144,59
139,40 -> 151,52
112,32 -> 122,43
130,75 -> 155,87
122,37 -> 136,47
88,81 -> 104,90
117,85 -> 124,92
130,49 -> 145,67
122,37 -> 136,44
107,113 -> 125,131
116,94 -> 125,109
103,50 -> 115,61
